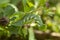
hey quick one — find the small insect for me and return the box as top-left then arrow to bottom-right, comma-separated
0,17 -> 9,26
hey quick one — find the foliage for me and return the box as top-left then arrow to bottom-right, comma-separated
0,0 -> 60,40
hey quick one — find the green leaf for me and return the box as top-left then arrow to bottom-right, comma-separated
39,0 -> 47,6
22,0 -> 34,13
26,0 -> 34,7
22,27 -> 28,38
0,0 -> 10,4
39,25 -> 47,31
4,6 -> 15,17
22,0 -> 27,12
8,25 -> 19,34
0,8 -> 5,18
10,0 -> 20,5
13,13 -> 43,27
52,25 -> 59,32
34,15 -> 43,26
0,0 -> 10,7
22,0 -> 27,7
9,12 -> 25,25
28,27 -> 35,40
56,3 -> 60,15
3,4 -> 18,17
34,0 -> 40,8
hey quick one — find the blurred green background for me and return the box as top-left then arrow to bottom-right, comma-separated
0,0 -> 60,40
